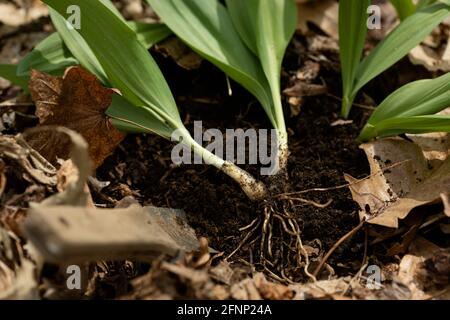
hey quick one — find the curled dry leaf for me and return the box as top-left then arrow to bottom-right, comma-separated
0,134 -> 57,186
27,67 -> 125,169
345,132 -> 450,228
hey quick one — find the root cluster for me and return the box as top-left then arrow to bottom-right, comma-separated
228,198 -> 317,283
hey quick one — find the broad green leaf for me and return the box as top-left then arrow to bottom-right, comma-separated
225,0 -> 297,132
368,73 -> 450,123
17,33 -> 77,76
44,0 -> 183,135
359,73 -> 450,141
0,64 -> 30,92
48,7 -> 107,83
17,22 -> 170,77
107,94 -> 173,137
390,0 -> 416,20
416,0 -> 437,10
147,0 -> 276,127
353,2 -> 450,95
360,115 -> 450,139
339,0 -> 370,118
128,21 -> 172,48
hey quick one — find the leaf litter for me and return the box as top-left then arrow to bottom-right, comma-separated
345,129 -> 450,228
1,0 -> 450,300
27,67 -> 125,168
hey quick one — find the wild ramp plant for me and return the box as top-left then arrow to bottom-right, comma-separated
358,72 -> 450,141
390,0 -> 438,20
147,0 -> 297,174
339,0 -> 450,118
22,0 -> 315,279
17,12 -> 172,78
37,0 -> 273,201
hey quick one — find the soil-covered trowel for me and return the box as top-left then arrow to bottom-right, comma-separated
22,128 -> 200,263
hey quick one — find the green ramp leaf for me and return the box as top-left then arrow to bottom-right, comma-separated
146,0 -> 276,127
339,0 -> 370,118
0,64 -> 30,92
390,0 -> 416,20
17,22 -> 170,77
225,0 -> 297,137
359,73 -> 450,140
353,2 -> 450,96
17,33 -> 77,76
43,0 -> 183,138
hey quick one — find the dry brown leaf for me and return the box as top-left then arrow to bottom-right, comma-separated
27,67 -> 125,168
296,0 -> 339,39
408,19 -> 450,72
0,228 -> 38,299
345,134 -> 450,228
409,42 -> 450,72
0,0 -> 48,27
289,277 -> 351,300
253,273 -> 293,300
393,237 -> 446,300
0,134 -> 57,185
56,159 -> 95,208
230,277 -> 263,300
155,37 -> 203,70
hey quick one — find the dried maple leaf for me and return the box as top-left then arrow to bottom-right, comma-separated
27,67 -> 125,168
345,133 -> 450,228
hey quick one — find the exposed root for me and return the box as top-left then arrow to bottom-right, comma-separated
226,158 -> 396,283
278,195 -> 333,209
312,219 -> 366,278
228,198 -> 317,283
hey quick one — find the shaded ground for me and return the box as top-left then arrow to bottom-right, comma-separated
2,0 -> 449,300
96,37 -> 371,270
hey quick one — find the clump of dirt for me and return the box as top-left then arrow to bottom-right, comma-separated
96,36 -> 371,279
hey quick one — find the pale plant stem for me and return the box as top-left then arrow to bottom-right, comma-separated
178,129 -> 268,201
269,75 -> 289,174
276,129 -> 289,173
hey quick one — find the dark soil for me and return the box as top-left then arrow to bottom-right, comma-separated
96,35 -> 371,272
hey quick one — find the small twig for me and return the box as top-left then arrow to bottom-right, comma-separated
0,103 -> 34,108
277,160 -> 410,198
226,218 -> 261,260
342,227 -> 368,296
313,220 -> 366,278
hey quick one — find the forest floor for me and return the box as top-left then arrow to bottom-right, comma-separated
0,0 -> 449,300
